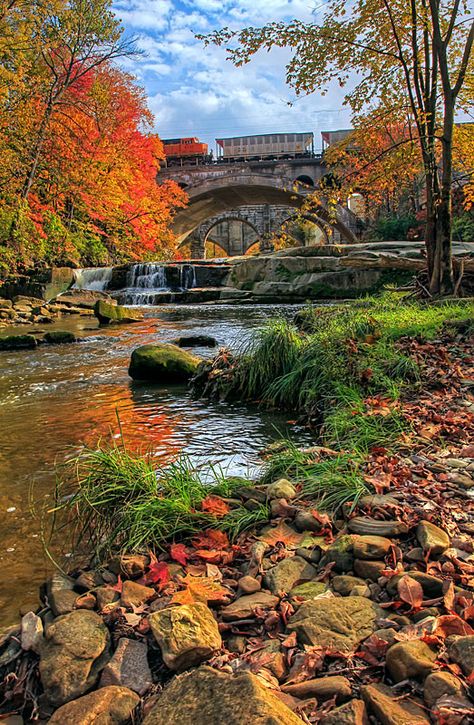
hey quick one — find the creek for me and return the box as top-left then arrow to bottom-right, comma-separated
0,302 -> 314,624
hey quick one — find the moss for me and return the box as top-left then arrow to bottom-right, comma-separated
128,343 -> 201,382
94,300 -> 143,325
0,334 -> 37,350
44,330 -> 77,344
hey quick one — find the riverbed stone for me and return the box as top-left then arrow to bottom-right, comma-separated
237,575 -> 261,594
332,575 -> 367,596
354,559 -> 386,581
128,343 -> 201,383
0,334 -> 37,350
319,699 -> 369,725
416,521 -> 450,555
149,603 -> 221,671
347,517 -> 409,536
361,683 -> 430,725
20,611 -> 43,654
264,556 -> 317,595
287,596 -> 382,651
48,685 -> 139,724
39,609 -> 110,706
94,300 -> 143,325
353,535 -> 392,560
49,589 -> 79,616
423,671 -> 464,708
282,675 -> 352,702
99,638 -> 152,695
448,635 -> 474,675
221,591 -> 279,620
142,665 -> 303,725
120,580 -> 155,608
43,330 -> 76,344
95,586 -> 119,611
320,534 -> 356,572
172,335 -> 218,348
109,553 -> 148,579
386,571 -> 444,597
294,509 -> 324,532
386,640 -> 437,682
266,479 -> 297,500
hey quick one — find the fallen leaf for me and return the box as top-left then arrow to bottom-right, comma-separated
397,575 -> 424,609
170,543 -> 188,566
143,561 -> 170,590
192,529 -> 229,550
171,574 -> 231,606
259,522 -> 304,549
201,495 -> 230,517
435,615 -> 474,638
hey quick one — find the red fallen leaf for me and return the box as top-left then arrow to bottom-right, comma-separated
397,575 -> 424,609
194,549 -> 234,564
144,561 -> 170,590
443,581 -> 455,612
259,522 -> 304,549
111,575 -> 123,594
282,631 -> 297,648
435,615 -> 474,638
170,574 -> 231,605
461,605 -> 474,622
192,529 -> 229,550
201,495 -> 230,517
170,542 -> 188,566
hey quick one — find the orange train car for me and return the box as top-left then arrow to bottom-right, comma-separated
162,137 -> 210,166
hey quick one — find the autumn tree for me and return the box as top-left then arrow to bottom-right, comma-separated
202,0 -> 473,295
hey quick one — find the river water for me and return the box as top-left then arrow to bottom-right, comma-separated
0,303 -> 313,624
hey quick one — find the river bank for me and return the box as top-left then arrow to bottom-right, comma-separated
1,295 -> 473,723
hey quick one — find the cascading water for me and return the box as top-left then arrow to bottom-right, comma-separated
121,262 -> 197,305
73,267 -> 113,291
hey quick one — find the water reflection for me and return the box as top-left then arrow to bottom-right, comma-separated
0,304 -> 314,622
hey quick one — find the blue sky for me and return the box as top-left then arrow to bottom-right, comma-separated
112,0 -> 353,153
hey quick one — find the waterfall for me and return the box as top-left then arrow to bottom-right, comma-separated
121,262 -> 197,305
73,267 -> 113,291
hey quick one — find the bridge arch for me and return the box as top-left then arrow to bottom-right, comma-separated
170,172 -> 357,245
294,174 -> 314,187
278,211 -> 331,245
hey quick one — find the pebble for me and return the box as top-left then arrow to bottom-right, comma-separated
282,675 -> 352,702
237,575 -> 261,594
120,580 -> 155,608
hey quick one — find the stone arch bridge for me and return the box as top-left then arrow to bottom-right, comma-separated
158,159 -> 362,257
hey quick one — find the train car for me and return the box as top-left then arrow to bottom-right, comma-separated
216,132 -> 314,161
162,137 -> 210,166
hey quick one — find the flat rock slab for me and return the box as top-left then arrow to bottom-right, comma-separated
100,637 -> 152,695
221,591 -> 279,620
287,596 -> 382,652
39,609 -> 110,706
48,685 -> 139,724
319,699 -> 369,725
149,603 -> 221,671
282,675 -> 352,702
361,683 -> 430,725
142,665 -> 303,725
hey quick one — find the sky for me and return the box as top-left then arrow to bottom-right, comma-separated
112,0 -> 353,154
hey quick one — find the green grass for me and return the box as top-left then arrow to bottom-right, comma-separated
51,443 -> 269,561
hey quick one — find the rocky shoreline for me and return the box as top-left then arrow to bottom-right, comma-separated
1,321 -> 474,724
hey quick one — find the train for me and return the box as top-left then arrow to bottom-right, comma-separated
216,132 -> 314,161
162,137 -> 211,166
162,132 -> 316,166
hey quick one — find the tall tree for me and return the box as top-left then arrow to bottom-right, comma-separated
202,0 -> 473,294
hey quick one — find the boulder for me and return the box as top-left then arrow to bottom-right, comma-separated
149,603 -> 221,671
48,685 -> 139,724
58,289 -> 114,309
319,699 -> 369,725
39,609 -> 110,706
423,671 -> 464,708
282,675 -> 352,702
0,334 -> 37,350
386,640 -> 437,682
353,535 -> 392,560
43,330 -> 76,344
221,591 -> 279,620
264,556 -> 317,595
448,635 -> 474,675
287,596 -> 382,651
142,665 -> 302,725
361,683 -> 430,725
94,300 -> 143,325
266,479 -> 297,500
100,638 -> 152,695
416,521 -> 450,555
128,343 -> 201,383
171,335 -> 218,348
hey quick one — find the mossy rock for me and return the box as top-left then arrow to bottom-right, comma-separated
0,334 -> 37,350
94,300 -> 143,325
44,330 -> 77,345
128,343 -> 201,383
